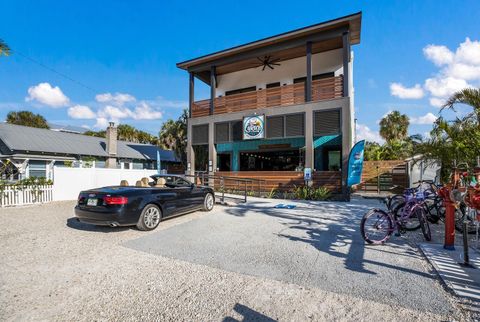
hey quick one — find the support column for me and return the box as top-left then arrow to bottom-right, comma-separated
305,41 -> 312,102
210,66 -> 216,115
208,122 -> 217,185
188,72 -> 194,118
341,101 -> 353,201
186,120 -> 195,175
305,108 -> 314,170
342,31 -> 350,97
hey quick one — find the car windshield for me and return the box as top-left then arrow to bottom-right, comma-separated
155,175 -> 191,187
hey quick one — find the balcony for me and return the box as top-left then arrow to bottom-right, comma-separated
191,75 -> 344,118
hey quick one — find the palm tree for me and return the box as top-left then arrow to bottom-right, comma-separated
379,111 -> 409,144
0,39 -> 10,56
159,109 -> 187,166
442,88 -> 480,124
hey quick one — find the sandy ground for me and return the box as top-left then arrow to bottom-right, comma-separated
0,200 -> 471,321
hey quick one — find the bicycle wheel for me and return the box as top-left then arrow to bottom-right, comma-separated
361,209 -> 394,244
416,207 -> 431,241
393,202 -> 421,231
387,194 -> 405,211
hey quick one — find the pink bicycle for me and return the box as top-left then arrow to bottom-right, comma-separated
360,189 -> 432,244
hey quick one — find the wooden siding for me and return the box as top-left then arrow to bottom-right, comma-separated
215,171 -> 342,193
191,75 -> 343,118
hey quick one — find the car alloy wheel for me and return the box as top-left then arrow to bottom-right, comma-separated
143,206 -> 160,229
204,193 -> 214,211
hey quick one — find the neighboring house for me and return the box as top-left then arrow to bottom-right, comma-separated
0,122 -> 179,180
177,12 -> 361,194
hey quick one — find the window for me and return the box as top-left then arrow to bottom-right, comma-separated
266,116 -> 284,138
266,82 -> 280,88
29,160 -> 46,178
231,121 -> 243,141
314,110 -> 341,136
192,124 -> 209,145
293,72 -> 335,83
285,114 -> 304,137
266,113 -> 304,139
215,122 -> 230,143
225,86 -> 256,96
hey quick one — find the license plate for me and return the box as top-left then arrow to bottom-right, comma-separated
87,198 -> 97,206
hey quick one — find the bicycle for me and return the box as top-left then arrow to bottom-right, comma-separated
361,190 -> 431,244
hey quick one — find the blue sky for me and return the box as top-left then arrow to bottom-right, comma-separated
0,0 -> 479,139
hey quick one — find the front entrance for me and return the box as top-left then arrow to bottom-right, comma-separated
217,153 -> 231,171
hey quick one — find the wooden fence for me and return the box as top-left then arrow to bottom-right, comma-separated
0,185 -> 54,207
358,160 -> 408,193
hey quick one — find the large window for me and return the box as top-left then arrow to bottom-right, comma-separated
314,109 -> 341,136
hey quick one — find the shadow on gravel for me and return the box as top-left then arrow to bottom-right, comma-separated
66,217 -> 131,233
222,303 -> 275,322
224,201 -> 429,278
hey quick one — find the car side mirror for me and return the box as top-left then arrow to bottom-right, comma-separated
191,183 -> 195,188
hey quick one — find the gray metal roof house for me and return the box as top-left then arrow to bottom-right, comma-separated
0,122 -> 180,180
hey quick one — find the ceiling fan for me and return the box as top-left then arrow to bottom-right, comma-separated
256,55 -> 281,71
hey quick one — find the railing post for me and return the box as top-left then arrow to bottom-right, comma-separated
244,180 -> 247,203
221,177 -> 225,204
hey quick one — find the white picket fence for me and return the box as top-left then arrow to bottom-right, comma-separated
0,185 -> 54,207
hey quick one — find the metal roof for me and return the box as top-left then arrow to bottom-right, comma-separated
0,123 -> 178,162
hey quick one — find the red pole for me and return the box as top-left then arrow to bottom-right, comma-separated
439,186 -> 455,250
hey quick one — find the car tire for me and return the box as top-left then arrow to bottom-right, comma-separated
203,193 -> 214,211
136,204 -> 162,231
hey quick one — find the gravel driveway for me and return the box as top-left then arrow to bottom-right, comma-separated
0,199 -> 469,321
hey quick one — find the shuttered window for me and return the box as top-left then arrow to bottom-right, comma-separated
267,116 -> 284,138
285,114 -> 304,137
192,124 -> 209,145
215,122 -> 230,143
314,110 -> 341,136
231,121 -> 243,141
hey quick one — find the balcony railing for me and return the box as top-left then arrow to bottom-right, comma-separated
191,75 -> 343,118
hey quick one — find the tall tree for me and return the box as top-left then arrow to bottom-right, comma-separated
379,111 -> 409,144
0,39 -> 10,56
159,109 -> 187,166
416,88 -> 480,182
6,111 -> 49,129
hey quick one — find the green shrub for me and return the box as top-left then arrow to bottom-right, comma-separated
311,186 -> 331,201
265,187 -> 278,199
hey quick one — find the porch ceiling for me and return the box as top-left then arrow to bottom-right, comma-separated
177,12 -> 361,83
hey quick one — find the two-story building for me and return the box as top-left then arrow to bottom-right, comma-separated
177,12 -> 361,194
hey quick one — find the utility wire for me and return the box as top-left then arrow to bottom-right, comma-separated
13,49 -> 99,93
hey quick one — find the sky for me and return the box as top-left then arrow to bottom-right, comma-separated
0,0 -> 479,139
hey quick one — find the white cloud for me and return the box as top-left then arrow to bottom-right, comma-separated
26,82 -> 69,107
98,105 -> 134,120
410,112 -> 437,125
424,76 -> 470,98
422,38 -> 480,107
133,101 -> 163,120
153,96 -> 187,109
356,123 -> 384,143
95,92 -> 136,106
390,83 -> 424,99
68,105 -> 96,119
94,117 -> 109,129
423,45 -> 454,66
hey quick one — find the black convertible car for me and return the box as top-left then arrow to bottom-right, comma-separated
74,174 -> 215,231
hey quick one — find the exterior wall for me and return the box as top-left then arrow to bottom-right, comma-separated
187,97 -> 352,186
216,49 -> 343,96
52,167 -> 158,201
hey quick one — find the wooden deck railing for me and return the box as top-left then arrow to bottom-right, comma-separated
191,75 -> 343,118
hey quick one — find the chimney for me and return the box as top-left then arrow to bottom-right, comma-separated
105,122 -> 118,168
